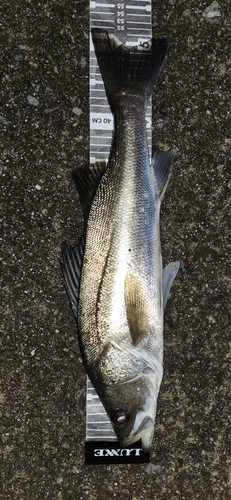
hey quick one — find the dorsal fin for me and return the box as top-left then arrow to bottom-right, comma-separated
61,235 -> 85,320
152,149 -> 174,201
72,162 -> 107,221
124,273 -> 149,346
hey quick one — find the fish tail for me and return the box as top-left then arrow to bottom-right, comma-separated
91,29 -> 167,110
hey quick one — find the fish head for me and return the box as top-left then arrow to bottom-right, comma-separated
109,367 -> 160,452
93,341 -> 163,452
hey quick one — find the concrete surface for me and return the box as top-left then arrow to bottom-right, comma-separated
1,1 -> 230,498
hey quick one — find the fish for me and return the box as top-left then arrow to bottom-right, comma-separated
61,29 -> 180,452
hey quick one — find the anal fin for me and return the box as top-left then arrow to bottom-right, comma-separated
162,261 -> 180,309
152,149 -> 174,201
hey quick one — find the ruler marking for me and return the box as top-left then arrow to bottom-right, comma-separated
92,3 -> 116,7
127,27 -> 151,31
127,21 -> 152,24
126,5 -> 151,11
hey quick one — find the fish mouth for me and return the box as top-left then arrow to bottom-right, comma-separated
119,411 -> 154,452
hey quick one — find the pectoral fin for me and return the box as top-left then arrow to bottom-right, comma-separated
124,273 -> 149,346
162,261 -> 180,309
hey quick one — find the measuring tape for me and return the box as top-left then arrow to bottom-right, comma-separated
86,0 -> 152,464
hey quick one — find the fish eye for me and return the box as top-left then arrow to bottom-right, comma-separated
111,409 -> 129,426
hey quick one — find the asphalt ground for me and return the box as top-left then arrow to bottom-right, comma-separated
1,1 -> 230,498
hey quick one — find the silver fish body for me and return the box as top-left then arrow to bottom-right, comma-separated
62,30 -> 179,452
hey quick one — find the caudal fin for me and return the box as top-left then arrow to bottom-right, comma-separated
91,29 -> 167,111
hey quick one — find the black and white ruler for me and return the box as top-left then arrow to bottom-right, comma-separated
86,0 -> 152,465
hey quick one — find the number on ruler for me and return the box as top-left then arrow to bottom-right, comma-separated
117,0 -> 125,30
139,40 -> 151,50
